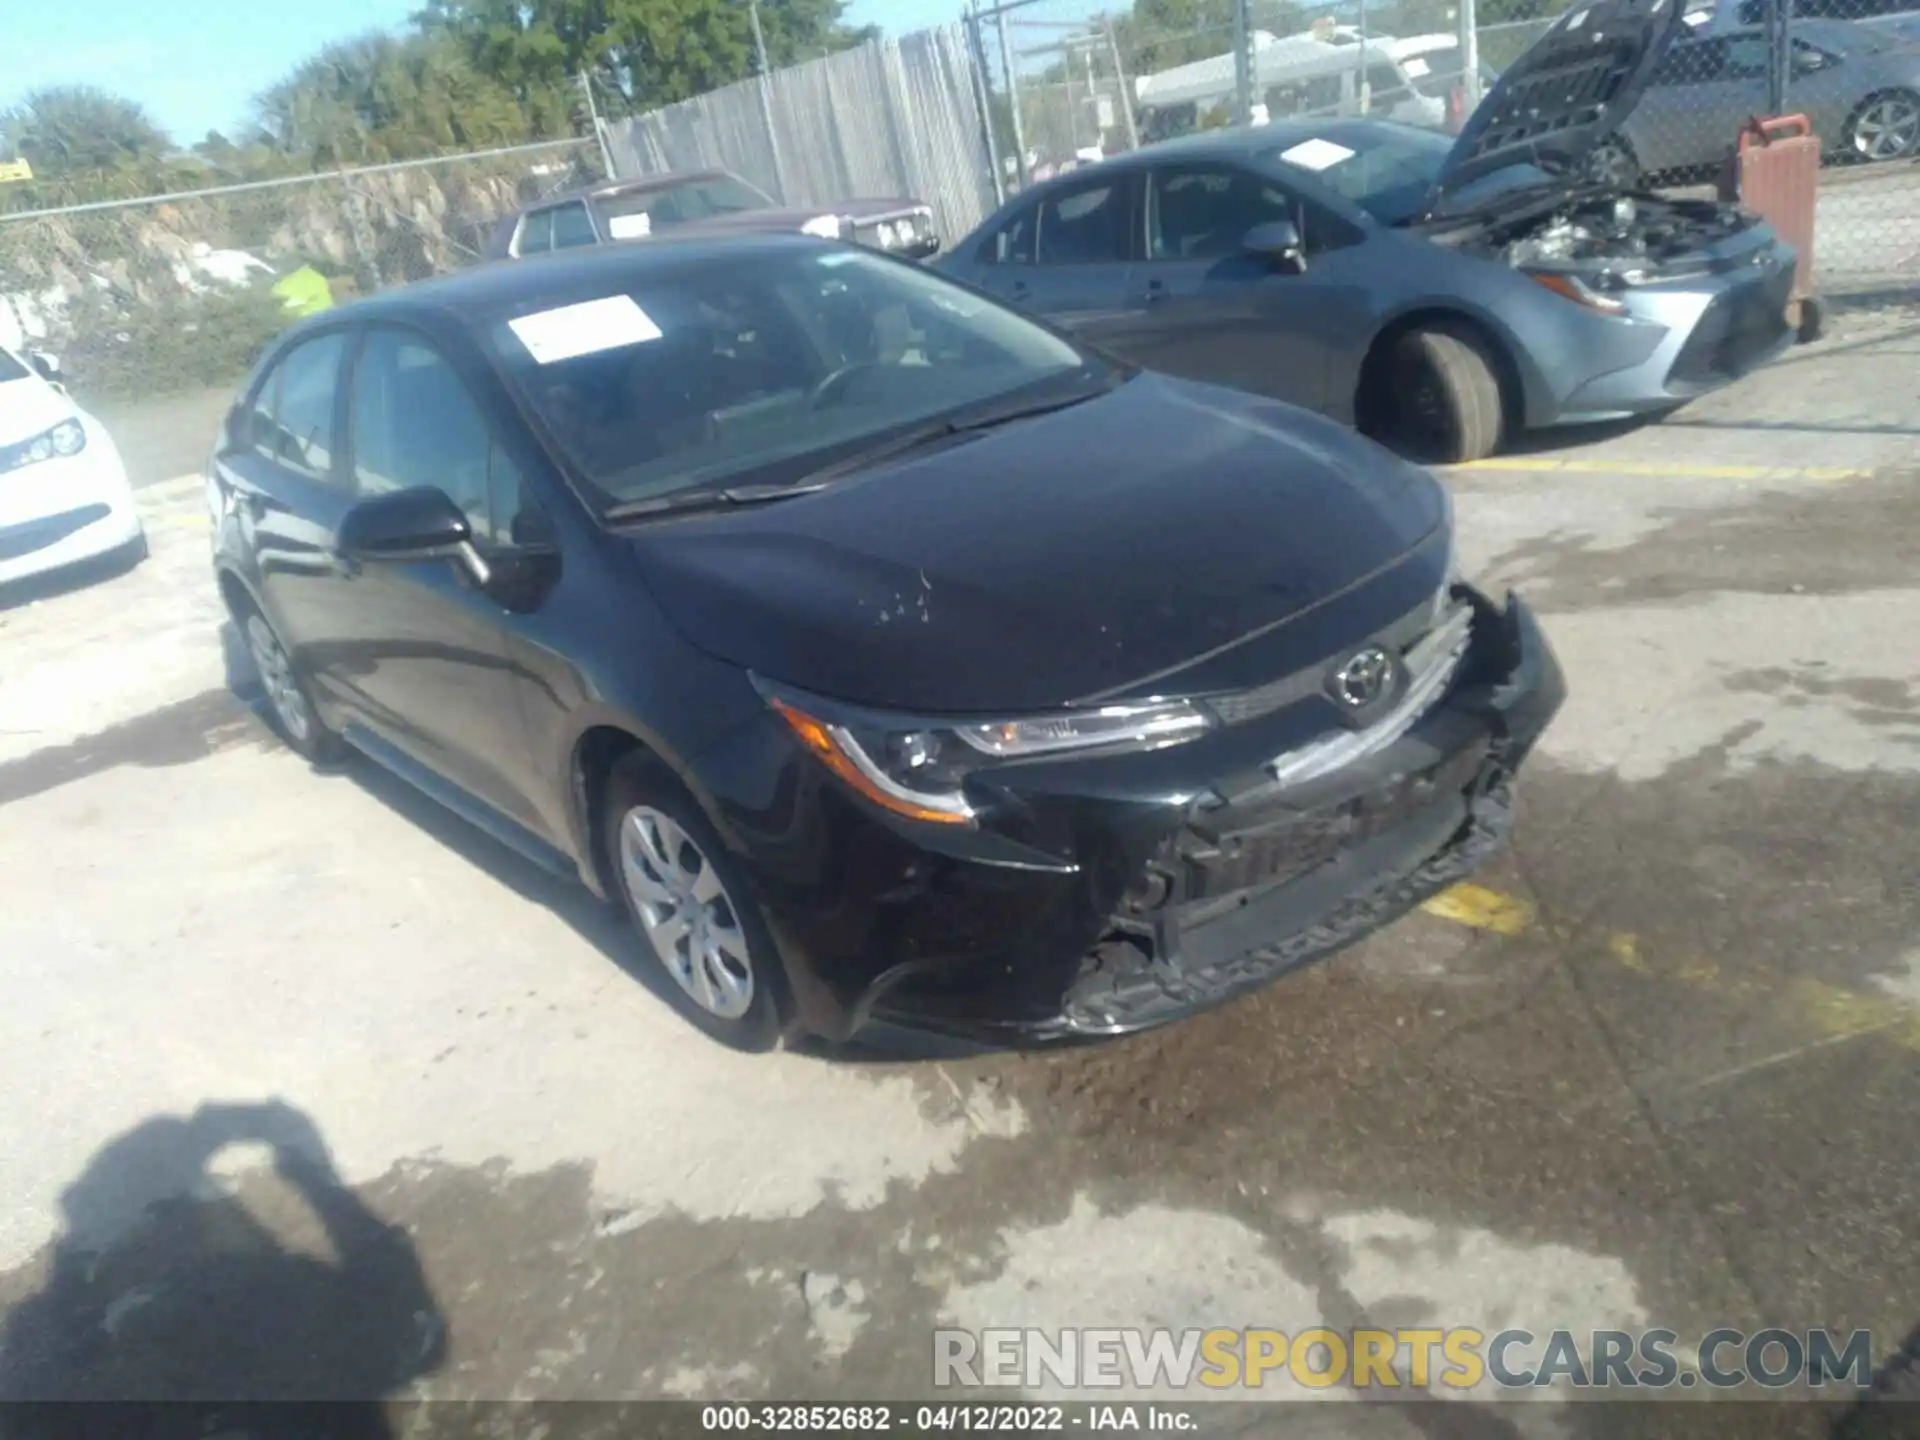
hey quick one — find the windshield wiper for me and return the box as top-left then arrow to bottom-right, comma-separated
796,382 -> 1115,486
604,481 -> 830,522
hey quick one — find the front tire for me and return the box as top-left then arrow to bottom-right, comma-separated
240,605 -> 345,765
1378,325 -> 1505,465
1847,90 -> 1920,164
602,756 -> 793,1052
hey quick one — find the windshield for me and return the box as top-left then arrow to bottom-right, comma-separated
0,347 -> 29,383
1267,127 -> 1553,224
486,246 -> 1099,510
596,175 -> 774,233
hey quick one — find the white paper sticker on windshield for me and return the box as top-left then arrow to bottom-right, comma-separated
507,295 -> 663,365
607,212 -> 652,239
1401,55 -> 1431,77
1278,137 -> 1356,172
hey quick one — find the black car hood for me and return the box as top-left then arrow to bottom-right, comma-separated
625,375 -> 1447,715
1425,0 -> 1684,214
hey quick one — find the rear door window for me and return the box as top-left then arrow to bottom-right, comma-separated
550,201 -> 598,249
250,332 -> 347,485
516,208 -> 555,255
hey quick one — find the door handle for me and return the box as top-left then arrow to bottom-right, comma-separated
1008,280 -> 1031,301
1142,277 -> 1168,303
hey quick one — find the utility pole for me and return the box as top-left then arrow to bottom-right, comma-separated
1104,20 -> 1139,151
1232,0 -> 1253,127
1455,0 -> 1482,111
746,0 -> 791,202
965,0 -> 1007,204
578,70 -> 617,178
996,6 -> 1031,189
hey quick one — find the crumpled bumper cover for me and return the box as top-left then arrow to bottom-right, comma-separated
865,590 -> 1566,1047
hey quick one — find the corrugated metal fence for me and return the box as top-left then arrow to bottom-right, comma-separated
607,25 -> 1000,247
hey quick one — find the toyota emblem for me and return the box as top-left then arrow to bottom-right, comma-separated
1330,646 -> 1396,710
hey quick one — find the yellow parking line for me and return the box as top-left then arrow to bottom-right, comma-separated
1420,881 -> 1536,937
1448,458 -> 1868,482
1421,884 -> 1920,1053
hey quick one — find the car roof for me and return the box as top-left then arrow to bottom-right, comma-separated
522,168 -> 744,212
282,232 -> 833,335
1023,118 -> 1418,183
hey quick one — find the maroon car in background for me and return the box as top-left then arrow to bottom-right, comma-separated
483,169 -> 942,261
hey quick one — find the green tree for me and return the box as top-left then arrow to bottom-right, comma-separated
417,0 -> 874,117
252,29 -> 544,169
0,86 -> 177,202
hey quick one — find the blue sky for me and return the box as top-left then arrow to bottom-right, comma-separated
5,0 -> 966,146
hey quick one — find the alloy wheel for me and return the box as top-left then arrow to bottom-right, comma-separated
245,614 -> 312,745
1853,95 -> 1920,162
618,805 -> 755,1020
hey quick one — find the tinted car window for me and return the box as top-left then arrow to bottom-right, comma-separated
1151,166 -> 1300,261
517,208 -> 555,254
351,330 -> 521,541
551,202 -> 598,249
1654,39 -> 1726,84
486,246 -> 1097,508
253,332 -> 345,483
1724,35 -> 1772,77
981,205 -> 1037,264
1037,178 -> 1131,264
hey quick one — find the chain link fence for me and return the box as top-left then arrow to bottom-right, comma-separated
607,27 -> 1003,252
0,138 -> 605,402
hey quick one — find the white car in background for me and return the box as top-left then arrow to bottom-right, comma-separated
0,346 -> 146,588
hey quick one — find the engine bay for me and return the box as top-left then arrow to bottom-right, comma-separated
1447,190 -> 1758,280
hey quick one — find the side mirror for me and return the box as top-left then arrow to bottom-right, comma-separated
337,486 -> 491,586
28,351 -> 65,389
1243,221 -> 1305,270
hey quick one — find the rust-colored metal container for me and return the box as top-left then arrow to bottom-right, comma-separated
1719,113 -> 1823,339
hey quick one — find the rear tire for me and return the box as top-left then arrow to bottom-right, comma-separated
238,603 -> 346,765
1379,325 -> 1505,465
601,755 -> 793,1052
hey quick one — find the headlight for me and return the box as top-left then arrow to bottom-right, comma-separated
800,214 -> 843,239
1525,270 -> 1626,315
1,418 -> 87,472
760,680 -> 1213,826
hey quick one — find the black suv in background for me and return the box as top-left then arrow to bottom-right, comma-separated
210,234 -> 1563,1051
483,169 -> 940,261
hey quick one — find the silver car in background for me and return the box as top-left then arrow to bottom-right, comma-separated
937,0 -> 1800,465
1592,18 -> 1920,182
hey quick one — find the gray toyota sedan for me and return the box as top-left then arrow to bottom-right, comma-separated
936,0 -> 1799,463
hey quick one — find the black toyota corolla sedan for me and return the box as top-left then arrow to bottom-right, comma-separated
209,233 -> 1565,1051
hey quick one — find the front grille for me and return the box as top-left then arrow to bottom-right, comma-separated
1064,777 -> 1515,1032
1206,588 -> 1454,729
1172,737 -> 1487,903
1668,270 -> 1793,387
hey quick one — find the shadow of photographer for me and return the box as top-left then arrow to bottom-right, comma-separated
0,1099 -> 445,1437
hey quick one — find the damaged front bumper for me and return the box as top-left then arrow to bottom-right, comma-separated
856,589 -> 1566,1046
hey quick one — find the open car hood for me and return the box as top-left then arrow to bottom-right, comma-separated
1424,0 -> 1685,215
